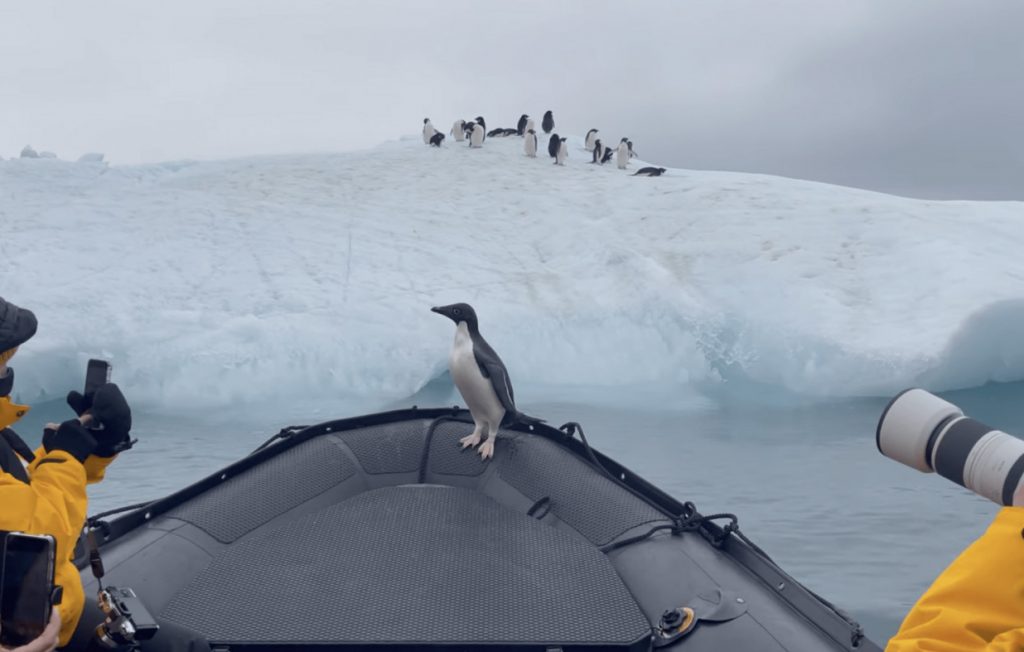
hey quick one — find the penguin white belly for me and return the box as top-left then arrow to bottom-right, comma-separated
616,144 -> 629,169
525,134 -> 537,157
556,141 -> 567,165
526,118 -> 535,133
449,328 -> 506,428
423,124 -> 436,144
470,125 -> 484,148
451,121 -> 465,141
585,132 -> 596,151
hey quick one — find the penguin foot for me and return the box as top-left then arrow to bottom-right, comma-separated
477,438 -> 495,459
459,432 -> 482,449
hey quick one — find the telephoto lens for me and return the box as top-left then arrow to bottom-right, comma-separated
877,388 -> 1024,506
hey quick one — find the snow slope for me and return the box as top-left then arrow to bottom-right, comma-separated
2,135 -> 1022,411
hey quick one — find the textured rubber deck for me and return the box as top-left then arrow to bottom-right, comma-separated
424,420 -> 491,477
161,485 -> 651,646
167,437 -> 357,543
498,434 -> 669,546
339,421 -> 426,474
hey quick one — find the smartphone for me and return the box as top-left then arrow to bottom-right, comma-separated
85,359 -> 112,398
0,533 -> 56,647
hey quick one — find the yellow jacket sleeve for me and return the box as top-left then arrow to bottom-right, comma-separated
0,449 -> 91,648
887,507 -> 1024,651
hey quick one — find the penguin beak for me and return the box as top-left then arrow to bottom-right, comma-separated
430,306 -> 447,317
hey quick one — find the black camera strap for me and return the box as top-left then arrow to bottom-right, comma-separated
86,527 -> 106,592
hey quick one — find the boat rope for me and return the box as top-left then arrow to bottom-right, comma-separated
602,503 -> 865,647
250,425 -> 309,454
419,410 -> 474,483
558,421 -> 618,482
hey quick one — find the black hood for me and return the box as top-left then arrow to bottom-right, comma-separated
0,297 -> 37,352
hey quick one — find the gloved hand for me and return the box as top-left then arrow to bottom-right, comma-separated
66,383 -> 133,457
42,419 -> 97,463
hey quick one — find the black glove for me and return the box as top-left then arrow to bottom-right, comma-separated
67,383 -> 133,457
42,419 -> 97,463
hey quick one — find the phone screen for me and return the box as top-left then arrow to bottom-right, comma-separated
1,534 -> 54,647
85,359 -> 112,397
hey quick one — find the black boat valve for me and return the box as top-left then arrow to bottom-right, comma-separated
660,609 -> 683,630
654,606 -> 696,647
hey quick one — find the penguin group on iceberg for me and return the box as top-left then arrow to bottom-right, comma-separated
421,110 -> 658,176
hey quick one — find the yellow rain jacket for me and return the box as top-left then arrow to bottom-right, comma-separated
0,400 -> 116,648
887,507 -> 1024,651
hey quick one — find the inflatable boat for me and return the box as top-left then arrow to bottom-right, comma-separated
70,407 -> 880,651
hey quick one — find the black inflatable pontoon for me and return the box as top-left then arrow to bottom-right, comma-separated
70,408 -> 880,651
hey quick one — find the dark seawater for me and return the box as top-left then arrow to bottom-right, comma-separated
15,381 -> 1024,646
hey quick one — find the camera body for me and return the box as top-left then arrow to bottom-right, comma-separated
877,388 -> 1024,506
95,586 -> 159,649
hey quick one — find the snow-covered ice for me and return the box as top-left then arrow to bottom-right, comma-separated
2,134 -> 1022,411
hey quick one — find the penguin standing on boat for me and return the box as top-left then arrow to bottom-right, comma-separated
541,111 -> 554,134
423,119 -> 437,145
431,303 -> 542,459
524,128 -> 538,157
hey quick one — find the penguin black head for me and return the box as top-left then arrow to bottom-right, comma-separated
657,167 -> 666,174
424,118 -> 430,124
475,116 -> 486,125
431,303 -> 478,329
621,137 -> 629,143
527,128 -> 535,134
560,137 -> 567,142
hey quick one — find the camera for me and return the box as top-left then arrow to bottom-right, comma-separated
877,388 -> 1024,506
95,586 -> 159,649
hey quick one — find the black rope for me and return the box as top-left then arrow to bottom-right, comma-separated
558,422 -> 618,482
597,500 -> 864,645
250,425 -> 308,455
418,410 -> 474,483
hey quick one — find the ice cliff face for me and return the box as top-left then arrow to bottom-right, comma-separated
3,134 -> 1022,410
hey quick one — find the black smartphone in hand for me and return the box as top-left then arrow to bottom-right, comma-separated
0,532 -> 56,647
85,359 -> 111,398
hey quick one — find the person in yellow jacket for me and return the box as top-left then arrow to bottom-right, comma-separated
887,506 -> 1024,651
0,297 -> 133,649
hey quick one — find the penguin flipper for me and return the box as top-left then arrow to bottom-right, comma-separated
472,344 -> 517,414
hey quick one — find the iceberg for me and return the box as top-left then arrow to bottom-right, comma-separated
1,135 -> 1021,410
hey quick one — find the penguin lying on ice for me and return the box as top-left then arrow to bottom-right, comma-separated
429,132 -> 445,147
431,303 -> 543,459
633,167 -> 666,177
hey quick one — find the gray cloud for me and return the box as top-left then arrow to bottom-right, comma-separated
1,1 -> 1020,199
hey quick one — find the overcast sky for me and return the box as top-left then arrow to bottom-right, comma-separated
2,1 -> 1021,200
